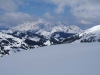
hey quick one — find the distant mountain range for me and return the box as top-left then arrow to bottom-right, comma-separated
0,20 -> 100,56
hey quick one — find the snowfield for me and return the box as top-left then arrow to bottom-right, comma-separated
0,43 -> 100,75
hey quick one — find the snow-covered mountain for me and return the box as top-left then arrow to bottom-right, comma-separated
0,20 -> 100,56
0,31 -> 49,57
9,20 -> 82,41
0,21 -> 82,56
10,20 -> 82,34
0,31 -> 75,56
75,25 -> 100,42
10,20 -> 83,45
0,32 -> 30,56
1,24 -> 100,57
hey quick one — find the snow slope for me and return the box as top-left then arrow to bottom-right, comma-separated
80,25 -> 100,36
0,43 -> 100,75
75,25 -> 100,42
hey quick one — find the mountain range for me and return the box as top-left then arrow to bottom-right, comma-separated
0,20 -> 100,56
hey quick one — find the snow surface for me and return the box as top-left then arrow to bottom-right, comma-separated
0,43 -> 100,75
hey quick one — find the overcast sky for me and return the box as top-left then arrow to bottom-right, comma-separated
0,0 -> 100,28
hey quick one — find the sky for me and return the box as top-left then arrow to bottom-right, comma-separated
0,0 -> 100,29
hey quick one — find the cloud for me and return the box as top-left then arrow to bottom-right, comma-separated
22,0 -> 100,21
45,0 -> 100,25
70,0 -> 100,19
80,20 -> 92,25
0,0 -> 100,27
47,0 -> 100,18
55,3 -> 65,14
0,12 -> 37,26
43,12 -> 55,20
0,0 -> 18,12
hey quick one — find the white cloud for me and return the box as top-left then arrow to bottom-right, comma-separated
0,0 -> 18,12
55,3 -> 65,14
43,12 -> 54,20
45,0 -> 100,24
48,0 -> 100,18
80,20 -> 92,25
0,0 -> 100,27
0,12 -> 35,25
0,0 -> 40,26
70,0 -> 100,19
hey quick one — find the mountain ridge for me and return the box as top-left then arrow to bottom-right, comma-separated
0,23 -> 100,57
74,25 -> 100,42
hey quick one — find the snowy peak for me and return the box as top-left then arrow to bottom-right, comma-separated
10,20 -> 52,32
80,25 -> 100,36
76,25 -> 100,42
9,20 -> 83,40
51,25 -> 82,33
10,20 -> 82,34
84,25 -> 100,34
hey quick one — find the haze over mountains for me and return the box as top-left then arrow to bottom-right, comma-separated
0,20 -> 100,56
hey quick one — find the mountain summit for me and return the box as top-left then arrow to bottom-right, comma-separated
10,20 -> 82,33
75,25 -> 100,42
